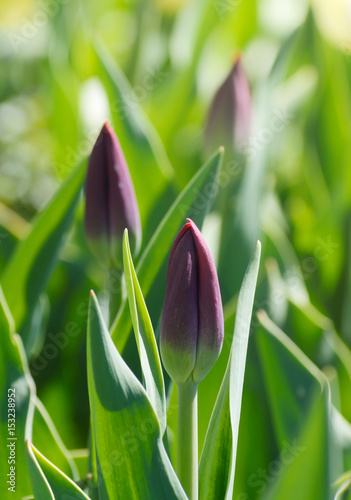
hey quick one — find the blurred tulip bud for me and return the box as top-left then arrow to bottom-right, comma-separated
205,55 -> 251,153
160,219 -> 224,384
84,122 -> 141,268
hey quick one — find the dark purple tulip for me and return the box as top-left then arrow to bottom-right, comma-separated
160,219 -> 224,384
84,122 -> 141,268
205,55 -> 251,152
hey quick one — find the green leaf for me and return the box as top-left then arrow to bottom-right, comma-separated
0,286 -> 35,500
257,311 -> 340,500
1,160 -> 86,351
123,230 -> 166,434
32,397 -> 79,481
87,291 -> 187,500
199,241 -> 261,500
111,148 -> 223,351
0,284 -> 83,499
94,41 -> 173,231
334,472 -> 351,499
26,441 -> 90,500
70,448 -> 90,481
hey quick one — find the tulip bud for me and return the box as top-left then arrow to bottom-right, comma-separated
205,55 -> 251,153
84,122 -> 141,268
160,219 -> 224,384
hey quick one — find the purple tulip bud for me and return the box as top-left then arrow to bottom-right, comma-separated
205,55 -> 251,152
84,122 -> 141,268
160,219 -> 224,384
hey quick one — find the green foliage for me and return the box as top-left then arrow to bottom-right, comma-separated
1,161 -> 87,355
26,441 -> 89,499
1,2 -> 351,499
87,291 -> 186,499
123,230 -> 167,434
199,241 -> 261,499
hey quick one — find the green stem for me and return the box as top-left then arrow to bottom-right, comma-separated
176,382 -> 198,500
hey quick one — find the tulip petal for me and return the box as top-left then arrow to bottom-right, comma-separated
84,122 -> 141,268
187,219 -> 224,383
160,228 -> 198,384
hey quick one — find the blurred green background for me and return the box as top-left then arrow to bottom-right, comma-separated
1,0 -> 351,498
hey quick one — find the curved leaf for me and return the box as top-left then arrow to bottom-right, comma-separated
123,230 -> 166,434
1,160 -> 86,351
257,311 -> 339,500
0,286 -> 35,500
87,291 -> 187,500
199,241 -> 261,500
334,472 -> 351,499
26,441 -> 90,500
33,397 -> 79,481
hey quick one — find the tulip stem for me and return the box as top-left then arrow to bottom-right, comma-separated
176,382 -> 198,500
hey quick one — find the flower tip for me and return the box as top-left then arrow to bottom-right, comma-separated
101,121 -> 114,137
233,50 -> 242,65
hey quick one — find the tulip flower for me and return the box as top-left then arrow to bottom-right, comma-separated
160,218 -> 224,385
84,122 -> 141,269
160,219 -> 224,499
205,55 -> 251,153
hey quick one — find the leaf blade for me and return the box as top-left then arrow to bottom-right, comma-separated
87,291 -> 187,500
123,230 -> 166,434
199,241 -> 261,500
1,160 -> 86,351
26,442 -> 90,500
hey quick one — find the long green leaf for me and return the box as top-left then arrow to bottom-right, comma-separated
1,160 -> 86,351
111,148 -> 223,351
123,230 -> 166,434
26,441 -> 90,500
87,291 -> 187,500
0,285 -> 80,499
26,441 -> 54,500
334,472 -> 351,499
199,241 -> 261,500
257,311 -> 340,500
0,286 -> 35,500
33,397 -> 79,481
